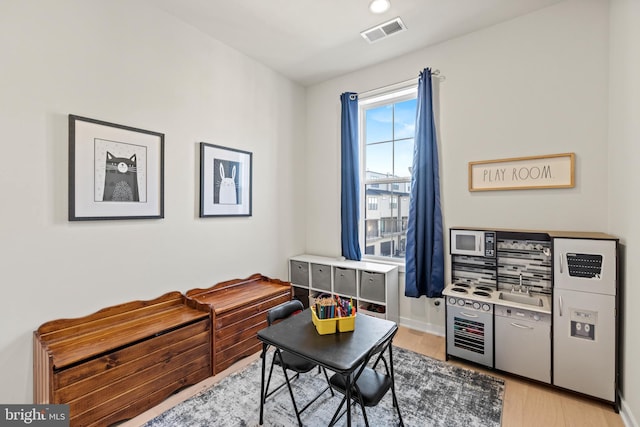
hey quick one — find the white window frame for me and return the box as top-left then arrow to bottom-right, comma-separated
358,82 -> 418,266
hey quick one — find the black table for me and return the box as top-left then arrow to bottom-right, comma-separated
257,309 -> 398,426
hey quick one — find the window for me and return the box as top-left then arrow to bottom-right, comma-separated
390,196 -> 398,209
367,197 -> 378,211
359,85 -> 417,262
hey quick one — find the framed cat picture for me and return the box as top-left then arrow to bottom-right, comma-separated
69,115 -> 164,220
200,143 -> 252,217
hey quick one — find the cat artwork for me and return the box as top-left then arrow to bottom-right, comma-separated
218,162 -> 238,205
103,152 -> 140,202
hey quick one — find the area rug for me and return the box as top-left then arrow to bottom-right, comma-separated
144,347 -> 504,427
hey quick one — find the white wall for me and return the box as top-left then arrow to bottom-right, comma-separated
609,1 -> 640,425
307,0 -> 640,423
306,0 -> 610,328
0,0 -> 305,403
2,0 -> 637,423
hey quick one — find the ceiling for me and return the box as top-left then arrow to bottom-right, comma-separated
148,0 -> 564,86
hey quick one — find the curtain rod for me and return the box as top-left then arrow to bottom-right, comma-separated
357,69 -> 441,100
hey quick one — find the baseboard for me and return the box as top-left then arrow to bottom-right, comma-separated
620,394 -> 639,427
398,316 -> 445,337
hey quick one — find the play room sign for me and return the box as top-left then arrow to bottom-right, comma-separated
468,153 -> 575,191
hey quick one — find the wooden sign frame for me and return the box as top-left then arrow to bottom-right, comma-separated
469,153 -> 575,192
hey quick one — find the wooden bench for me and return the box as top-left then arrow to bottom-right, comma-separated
186,274 -> 292,374
33,292 -> 211,427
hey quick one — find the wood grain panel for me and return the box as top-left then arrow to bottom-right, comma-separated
54,320 -> 210,389
73,359 -> 210,426
84,367 -> 211,427
214,294 -> 291,329
215,341 -> 262,374
185,274 -> 292,374
215,317 -> 268,349
34,292 -> 212,426
55,329 -> 210,401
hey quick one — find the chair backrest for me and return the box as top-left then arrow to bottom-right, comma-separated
356,325 -> 397,377
267,299 -> 304,326
369,326 -> 397,359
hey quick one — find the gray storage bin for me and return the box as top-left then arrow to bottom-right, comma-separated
290,260 -> 309,286
334,267 -> 357,296
360,271 -> 385,303
311,263 -> 331,291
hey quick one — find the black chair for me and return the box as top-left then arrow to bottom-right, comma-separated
263,300 -> 334,426
328,326 -> 404,427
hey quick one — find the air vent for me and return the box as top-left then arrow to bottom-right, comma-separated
361,17 -> 407,43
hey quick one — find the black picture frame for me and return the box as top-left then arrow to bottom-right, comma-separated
69,114 -> 164,220
200,142 -> 252,217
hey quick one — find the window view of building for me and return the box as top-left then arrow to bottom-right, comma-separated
360,89 -> 417,261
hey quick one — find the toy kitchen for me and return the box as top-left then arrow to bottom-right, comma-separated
443,227 -> 619,409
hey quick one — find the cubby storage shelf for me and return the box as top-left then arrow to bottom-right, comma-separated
289,254 -> 399,323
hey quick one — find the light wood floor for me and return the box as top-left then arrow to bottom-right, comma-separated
122,326 -> 623,427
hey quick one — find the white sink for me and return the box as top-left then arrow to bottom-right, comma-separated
498,292 -> 544,307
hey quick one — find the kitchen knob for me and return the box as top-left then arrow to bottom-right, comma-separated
533,314 -> 540,321
473,302 -> 480,310
457,299 -> 465,306
448,297 -> 456,305
482,303 -> 490,311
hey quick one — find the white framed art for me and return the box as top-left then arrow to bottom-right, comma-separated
200,142 -> 252,217
68,115 -> 164,220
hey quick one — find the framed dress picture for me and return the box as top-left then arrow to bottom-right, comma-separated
200,142 -> 252,217
69,115 -> 164,220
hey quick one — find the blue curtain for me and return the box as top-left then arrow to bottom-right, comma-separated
404,69 -> 444,298
340,92 -> 362,261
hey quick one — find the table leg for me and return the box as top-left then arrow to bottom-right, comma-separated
345,374 -> 351,427
259,343 -> 267,425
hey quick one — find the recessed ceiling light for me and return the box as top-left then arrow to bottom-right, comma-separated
369,0 -> 391,14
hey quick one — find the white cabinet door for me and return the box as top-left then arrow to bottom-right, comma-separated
553,238 -> 616,295
495,313 -> 551,383
553,288 -> 615,401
